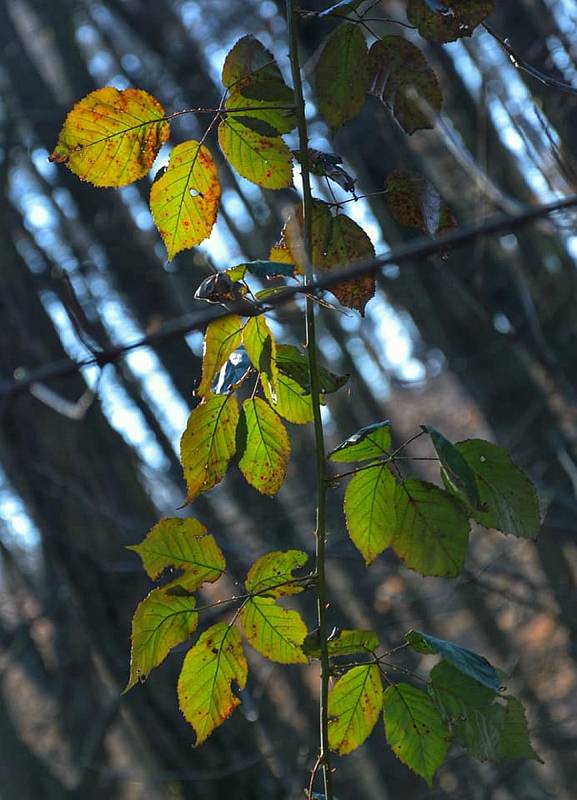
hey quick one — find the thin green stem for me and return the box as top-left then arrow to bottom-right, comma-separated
286,4 -> 334,799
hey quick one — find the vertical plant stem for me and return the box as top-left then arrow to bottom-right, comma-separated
286,4 -> 334,799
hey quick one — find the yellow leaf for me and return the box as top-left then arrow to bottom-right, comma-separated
150,140 -> 221,259
240,597 -> 307,663
328,664 -> 383,754
245,550 -> 309,597
50,87 -> 169,187
238,398 -> 290,496
196,315 -> 245,398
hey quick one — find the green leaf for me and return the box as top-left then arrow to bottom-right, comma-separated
421,425 -> 481,510
245,550 -> 309,597
383,683 -> 450,787
222,35 -> 294,103
369,37 -> 442,134
243,315 -> 278,391
276,344 -> 349,396
149,140 -> 221,260
344,464 -> 396,564
197,315 -> 245,398
218,118 -> 293,189
405,630 -> 501,691
180,394 -> 239,502
127,517 -> 225,589
240,596 -> 307,663
407,0 -> 495,43
225,87 -> 296,137
237,397 -> 291,496
493,696 -> 542,762
448,440 -> 540,539
178,623 -> 247,745
328,664 -> 383,754
263,369 -> 315,424
315,23 -> 371,132
329,420 -> 392,462
49,87 -> 170,187
126,586 -> 198,691
303,628 -> 379,658
384,171 -> 456,238
393,480 -> 470,577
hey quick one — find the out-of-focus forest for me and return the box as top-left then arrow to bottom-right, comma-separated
1,0 -> 577,797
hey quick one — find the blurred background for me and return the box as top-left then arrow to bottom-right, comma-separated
1,0 -> 577,797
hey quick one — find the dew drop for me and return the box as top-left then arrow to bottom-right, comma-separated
480,455 -> 486,463
190,187 -> 201,197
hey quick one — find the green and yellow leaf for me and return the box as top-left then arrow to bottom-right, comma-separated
50,87 -> 169,186
303,628 -> 379,659
329,420 -> 392,462
237,397 -> 290,496
150,140 -> 221,259
344,464 -> 396,564
180,394 -> 239,502
240,596 -> 307,663
328,664 -> 383,754
196,315 -> 245,398
178,623 -> 248,745
218,118 -> 293,189
245,549 -> 309,597
263,370 -> 314,424
242,315 -> 278,391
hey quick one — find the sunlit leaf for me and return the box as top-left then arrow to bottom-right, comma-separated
50,87 -> 169,186
448,440 -> 540,539
405,630 -> 501,691
127,517 -> 225,589
263,370 -> 314,424
315,23 -> 371,132
150,140 -> 221,259
303,628 -> 379,658
328,664 -> 383,754
421,425 -> 481,510
242,315 -> 278,391
407,0 -> 495,43
393,480 -> 469,577
344,464 -> 396,564
180,394 -> 239,502
369,37 -> 442,134
276,344 -> 349,396
196,315 -> 245,398
245,550 -> 309,597
126,587 -> 198,691
384,171 -> 456,237
178,623 -> 247,745
329,420 -> 392,462
237,397 -> 290,495
284,199 -> 331,272
240,596 -> 308,663
218,118 -> 293,189
383,683 -> 450,786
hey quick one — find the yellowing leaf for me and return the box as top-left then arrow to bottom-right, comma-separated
384,171 -> 456,237
393,480 -> 470,577
369,37 -> 442,134
383,683 -> 450,787
242,315 -> 278,391
240,596 -> 307,663
344,464 -> 396,564
50,87 -> 169,187
196,315 -> 245,398
245,550 -> 309,597
328,664 -> 383,754
127,517 -> 225,590
407,0 -> 495,43
180,394 -> 239,502
126,587 -> 198,691
318,214 -> 376,314
218,118 -> 293,189
238,397 -> 290,496
284,199 -> 331,271
263,370 -> 314,424
178,623 -> 247,745
150,140 -> 221,259
315,23 -> 371,132
329,420 -> 392,462
303,628 -> 380,659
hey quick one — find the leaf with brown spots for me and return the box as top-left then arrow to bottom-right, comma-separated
369,37 -> 442,134
218,117 -> 293,189
50,87 -> 169,187
196,315 -> 245,398
240,596 -> 307,663
328,664 -> 383,754
384,170 -> 456,237
237,397 -> 290,496
407,0 -> 495,43
245,550 -> 309,597
150,140 -> 221,260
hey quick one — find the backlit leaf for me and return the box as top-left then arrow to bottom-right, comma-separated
344,464 -> 396,564
178,623 -> 247,745
328,664 -> 383,754
303,628 -> 379,658
263,370 -> 314,424
225,89 -> 297,136
385,171 -> 456,237
449,440 -> 540,539
222,35 -> 294,104
421,425 -> 481,510
237,397 -> 290,496
127,517 -> 225,589
284,199 -> 331,272
218,118 -> 293,189
329,420 -> 392,462
407,0 -> 495,43
276,344 -> 348,396
393,480 -> 470,577
126,587 -> 198,691
150,140 -> 221,259
405,630 -> 500,691
243,315 -> 278,391
196,315 -> 245,398
180,394 -> 239,502
245,550 -> 309,597
240,596 -> 307,663
315,24 -> 371,132
50,87 -> 169,186
383,683 -> 450,786
369,37 -> 442,134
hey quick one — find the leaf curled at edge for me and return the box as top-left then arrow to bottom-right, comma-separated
407,0 -> 496,43
245,550 -> 309,597
240,596 -> 308,663
196,315 -> 245,398
421,425 -> 481,510
237,397 -> 291,496
328,664 -> 383,754
50,87 -> 169,186
329,420 -> 392,462
178,623 -> 248,745
150,140 -> 221,259
242,315 -> 278,392
384,171 -> 456,239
